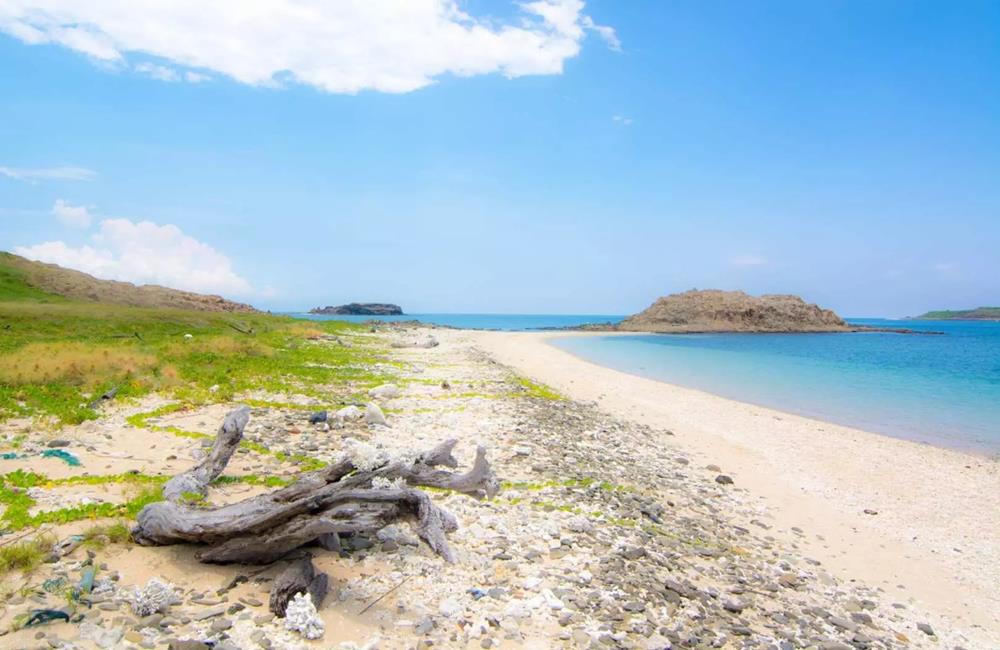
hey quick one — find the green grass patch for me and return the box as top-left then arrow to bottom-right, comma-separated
0,535 -> 54,576
510,375 -> 565,400
0,299 -> 392,424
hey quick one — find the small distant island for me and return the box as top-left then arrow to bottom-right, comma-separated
310,302 -> 403,315
914,307 -> 1000,321
616,289 -> 849,333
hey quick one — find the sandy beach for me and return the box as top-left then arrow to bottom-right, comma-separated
2,325 -> 998,649
462,328 -> 1000,645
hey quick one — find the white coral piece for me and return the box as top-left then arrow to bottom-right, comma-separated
371,476 -> 406,490
129,577 -> 179,616
284,592 -> 325,640
345,439 -> 387,472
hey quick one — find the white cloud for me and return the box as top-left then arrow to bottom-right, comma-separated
932,262 -> 958,273
134,61 -> 179,82
52,199 -> 92,228
730,255 -> 768,267
612,115 -> 633,126
0,0 -> 618,94
0,165 -> 96,182
15,218 -> 252,296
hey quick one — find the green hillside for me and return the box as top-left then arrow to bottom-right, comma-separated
916,307 -> 1000,320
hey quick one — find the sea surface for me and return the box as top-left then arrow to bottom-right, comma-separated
552,319 -> 1000,454
287,312 -> 1000,453
285,312 -> 624,331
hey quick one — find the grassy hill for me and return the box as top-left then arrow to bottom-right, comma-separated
915,307 -> 1000,320
0,252 -> 257,312
0,253 -> 389,425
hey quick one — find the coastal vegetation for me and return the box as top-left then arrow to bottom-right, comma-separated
0,253 -> 392,425
915,307 -> 1000,321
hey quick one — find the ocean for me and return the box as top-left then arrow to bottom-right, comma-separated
552,319 -> 1000,454
288,312 -> 1000,454
285,312 -> 624,331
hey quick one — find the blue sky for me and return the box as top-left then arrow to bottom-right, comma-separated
1,0 -> 998,317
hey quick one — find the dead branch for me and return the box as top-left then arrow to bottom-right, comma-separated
132,407 -> 497,569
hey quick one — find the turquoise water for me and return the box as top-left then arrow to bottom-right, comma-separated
552,319 -> 1000,454
286,312 -> 624,331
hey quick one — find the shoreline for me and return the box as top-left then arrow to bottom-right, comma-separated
455,328 -> 1000,645
548,331 -> 995,458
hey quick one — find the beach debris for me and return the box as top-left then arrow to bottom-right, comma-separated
88,386 -> 120,410
364,402 -> 388,426
368,383 -> 401,400
46,438 -> 71,448
441,380 -> 451,389
129,577 -> 180,616
25,609 -> 70,627
2,448 -> 83,466
42,577 -> 67,593
269,555 -> 328,617
53,534 -> 84,557
74,565 -> 97,600
284,592 -> 325,639
863,508 -> 878,515
715,474 -> 734,485
308,410 -> 327,424
41,448 -> 82,466
130,407 -> 497,568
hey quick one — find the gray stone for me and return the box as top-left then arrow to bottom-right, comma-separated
917,622 -> 935,636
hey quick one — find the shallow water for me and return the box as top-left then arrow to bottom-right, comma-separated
552,319 -> 1000,454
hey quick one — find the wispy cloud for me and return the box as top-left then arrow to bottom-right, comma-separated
729,255 -> 768,267
612,115 -> 633,126
52,199 -> 93,228
134,62 -> 180,82
0,166 -> 96,182
0,1 -> 619,94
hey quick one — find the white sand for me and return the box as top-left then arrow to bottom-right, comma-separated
459,329 -> 1000,644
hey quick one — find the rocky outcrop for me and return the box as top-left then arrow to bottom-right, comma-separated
1,252 -> 259,312
310,303 -> 403,315
618,289 -> 848,333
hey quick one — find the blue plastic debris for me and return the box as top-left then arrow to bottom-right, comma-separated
40,449 -> 82,466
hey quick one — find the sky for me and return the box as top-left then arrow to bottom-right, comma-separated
1,0 -> 998,318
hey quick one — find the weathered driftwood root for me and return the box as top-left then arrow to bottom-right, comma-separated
269,555 -> 328,617
162,406 -> 250,502
132,408 -> 498,567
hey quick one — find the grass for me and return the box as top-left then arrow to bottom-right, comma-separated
511,375 -> 564,400
0,295 -> 392,424
81,521 -> 132,548
0,469 -> 295,532
0,535 -> 54,575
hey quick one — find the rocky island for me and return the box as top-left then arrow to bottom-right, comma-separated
915,307 -> 1000,321
309,302 -> 403,315
617,289 -> 849,333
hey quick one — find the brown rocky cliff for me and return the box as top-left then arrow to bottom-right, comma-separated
618,289 -> 848,333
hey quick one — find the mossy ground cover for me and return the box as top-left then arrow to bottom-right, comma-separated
0,297 -> 393,425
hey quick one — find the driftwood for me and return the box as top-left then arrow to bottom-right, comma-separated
132,408 -> 498,567
269,555 -> 328,617
161,406 -> 250,503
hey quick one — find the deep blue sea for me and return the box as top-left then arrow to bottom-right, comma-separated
552,319 -> 1000,454
287,312 -> 1000,453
